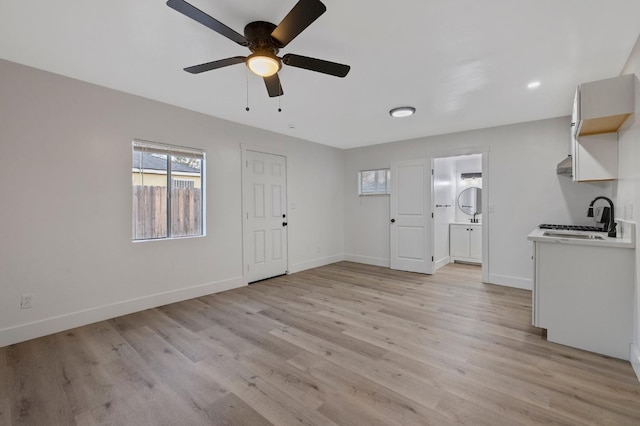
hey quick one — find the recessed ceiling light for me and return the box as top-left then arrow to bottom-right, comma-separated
527,81 -> 541,89
389,106 -> 416,118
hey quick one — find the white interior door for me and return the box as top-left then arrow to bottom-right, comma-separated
242,150 -> 288,283
390,159 -> 434,274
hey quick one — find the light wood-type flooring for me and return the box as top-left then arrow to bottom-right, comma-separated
2,262 -> 640,425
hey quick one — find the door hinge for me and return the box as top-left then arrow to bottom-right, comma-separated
246,212 -> 249,219
431,256 -> 434,261
432,212 -> 434,218
246,160 -> 248,168
432,169 -> 434,175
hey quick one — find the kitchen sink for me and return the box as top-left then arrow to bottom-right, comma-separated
542,231 -> 605,240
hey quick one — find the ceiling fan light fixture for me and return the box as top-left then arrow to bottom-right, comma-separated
247,53 -> 281,77
389,106 -> 416,118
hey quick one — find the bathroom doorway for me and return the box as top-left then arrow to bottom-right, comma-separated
432,150 -> 488,283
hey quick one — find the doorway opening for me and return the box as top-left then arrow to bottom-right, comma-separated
433,151 -> 488,282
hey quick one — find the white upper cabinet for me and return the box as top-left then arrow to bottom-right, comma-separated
570,74 -> 634,182
574,74 -> 635,137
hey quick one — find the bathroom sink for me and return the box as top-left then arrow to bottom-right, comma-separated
543,231 -> 605,240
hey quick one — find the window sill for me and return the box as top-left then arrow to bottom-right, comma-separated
132,234 -> 206,243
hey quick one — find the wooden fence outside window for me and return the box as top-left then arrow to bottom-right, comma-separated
132,186 -> 202,240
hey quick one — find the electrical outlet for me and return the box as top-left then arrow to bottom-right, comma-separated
21,294 -> 33,309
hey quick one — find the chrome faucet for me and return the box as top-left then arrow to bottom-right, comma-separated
587,196 -> 616,237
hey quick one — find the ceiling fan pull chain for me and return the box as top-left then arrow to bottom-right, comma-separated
278,89 -> 282,112
245,67 -> 250,112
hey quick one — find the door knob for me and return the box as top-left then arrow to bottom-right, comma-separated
282,222 -> 288,226
390,218 -> 396,223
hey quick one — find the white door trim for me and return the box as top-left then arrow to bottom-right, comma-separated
241,144 -> 288,158
241,146 -> 289,284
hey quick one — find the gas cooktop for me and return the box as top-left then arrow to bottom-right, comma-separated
539,224 -> 605,232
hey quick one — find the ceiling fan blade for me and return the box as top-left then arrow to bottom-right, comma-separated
270,0 -> 326,48
166,0 -> 248,46
264,74 -> 284,97
184,56 -> 246,74
283,54 -> 350,77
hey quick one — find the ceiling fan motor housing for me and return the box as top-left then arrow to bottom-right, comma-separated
244,21 -> 280,55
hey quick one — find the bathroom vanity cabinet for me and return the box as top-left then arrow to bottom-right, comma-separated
450,223 -> 482,264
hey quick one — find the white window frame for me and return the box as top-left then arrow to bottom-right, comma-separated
132,139 -> 205,241
358,169 -> 391,195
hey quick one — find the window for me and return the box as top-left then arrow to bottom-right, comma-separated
132,140 -> 205,240
358,169 -> 390,195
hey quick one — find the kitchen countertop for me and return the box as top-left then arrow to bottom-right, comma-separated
527,221 -> 635,249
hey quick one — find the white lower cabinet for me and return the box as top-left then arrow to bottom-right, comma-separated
532,241 -> 633,360
450,224 -> 482,264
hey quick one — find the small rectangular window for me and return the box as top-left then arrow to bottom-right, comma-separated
132,140 -> 205,241
358,169 -> 390,195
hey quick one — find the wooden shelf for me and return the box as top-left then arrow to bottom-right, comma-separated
578,113 -> 633,136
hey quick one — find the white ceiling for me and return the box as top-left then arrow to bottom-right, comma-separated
1,0 -> 639,149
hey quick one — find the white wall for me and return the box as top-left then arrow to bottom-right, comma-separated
344,118 -> 611,289
618,34 -> 640,376
0,59 -> 344,347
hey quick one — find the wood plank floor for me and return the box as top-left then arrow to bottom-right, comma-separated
2,262 -> 640,425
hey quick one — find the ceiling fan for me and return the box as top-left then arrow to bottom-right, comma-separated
166,0 -> 351,97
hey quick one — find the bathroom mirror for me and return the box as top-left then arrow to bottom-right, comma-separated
458,187 -> 482,215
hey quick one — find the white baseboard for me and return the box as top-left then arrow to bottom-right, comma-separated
343,254 -> 390,268
289,254 -> 345,274
0,276 -> 243,348
631,344 -> 640,382
488,273 -> 533,290
435,256 -> 451,271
